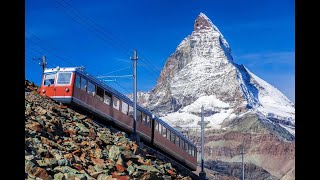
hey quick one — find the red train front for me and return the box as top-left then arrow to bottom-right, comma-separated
39,66 -> 76,103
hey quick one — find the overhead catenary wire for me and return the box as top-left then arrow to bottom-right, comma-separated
97,75 -> 133,78
52,0 -> 161,91
53,0 -> 161,81
98,66 -> 131,76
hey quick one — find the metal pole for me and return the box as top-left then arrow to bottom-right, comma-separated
41,55 -> 47,73
201,105 -> 204,172
131,49 -> 138,141
242,145 -> 244,180
199,105 -> 206,179
151,114 -> 155,145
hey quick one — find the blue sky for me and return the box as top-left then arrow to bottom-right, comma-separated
25,0 -> 295,102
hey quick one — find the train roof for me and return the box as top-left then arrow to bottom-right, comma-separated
44,67 -> 79,73
45,66 -> 196,148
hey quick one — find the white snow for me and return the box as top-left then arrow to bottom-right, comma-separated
279,124 -> 295,136
245,67 -> 295,122
161,108 -> 235,129
181,95 -> 229,113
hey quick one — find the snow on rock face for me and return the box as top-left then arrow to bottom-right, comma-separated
194,13 -> 232,60
147,12 -> 243,116
245,68 -> 295,121
161,109 -> 235,130
137,13 -> 294,134
181,95 -> 229,113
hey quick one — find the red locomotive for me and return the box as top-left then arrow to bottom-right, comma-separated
39,66 -> 197,170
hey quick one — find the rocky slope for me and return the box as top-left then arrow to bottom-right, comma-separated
24,80 -> 192,180
131,13 -> 295,179
204,160 -> 277,180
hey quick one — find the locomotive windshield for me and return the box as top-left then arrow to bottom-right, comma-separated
43,73 -> 55,86
57,72 -> 72,84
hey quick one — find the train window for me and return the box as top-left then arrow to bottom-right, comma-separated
155,121 -> 159,132
176,136 -> 180,146
96,86 -> 104,101
81,78 -> 87,91
87,81 -> 95,96
146,116 -> 151,127
44,74 -> 55,86
186,144 -> 189,154
137,110 -> 142,121
75,74 -> 81,88
175,134 -> 178,144
162,126 -> 166,138
128,105 -> 133,116
142,113 -> 146,125
121,101 -> 128,114
171,132 -> 175,143
191,146 -> 194,156
181,140 -> 183,149
167,129 -> 171,141
158,123 -> 162,134
104,92 -> 112,105
113,96 -> 120,110
57,72 -> 72,84
195,148 -> 197,157
185,142 -> 188,152
184,141 -> 188,152
180,139 -> 184,149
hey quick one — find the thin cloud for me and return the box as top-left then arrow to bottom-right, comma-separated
235,51 -> 295,66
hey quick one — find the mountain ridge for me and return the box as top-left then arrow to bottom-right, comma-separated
128,13 -> 295,179
133,12 -> 294,126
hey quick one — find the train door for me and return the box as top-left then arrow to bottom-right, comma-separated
41,73 -> 56,97
55,72 -> 73,97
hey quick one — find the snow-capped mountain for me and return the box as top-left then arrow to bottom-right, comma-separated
138,13 -> 295,135
132,13 -> 295,178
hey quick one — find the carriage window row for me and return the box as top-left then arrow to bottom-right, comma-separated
155,121 -> 196,157
75,74 -> 196,156
75,74 -> 117,108
75,75 -> 152,124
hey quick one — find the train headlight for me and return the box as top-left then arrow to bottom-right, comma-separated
42,89 -> 45,93
65,88 -> 69,92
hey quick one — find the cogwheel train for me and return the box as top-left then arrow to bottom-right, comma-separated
39,66 -> 197,170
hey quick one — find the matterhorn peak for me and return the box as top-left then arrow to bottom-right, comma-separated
142,12 -> 294,132
194,12 -> 218,32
